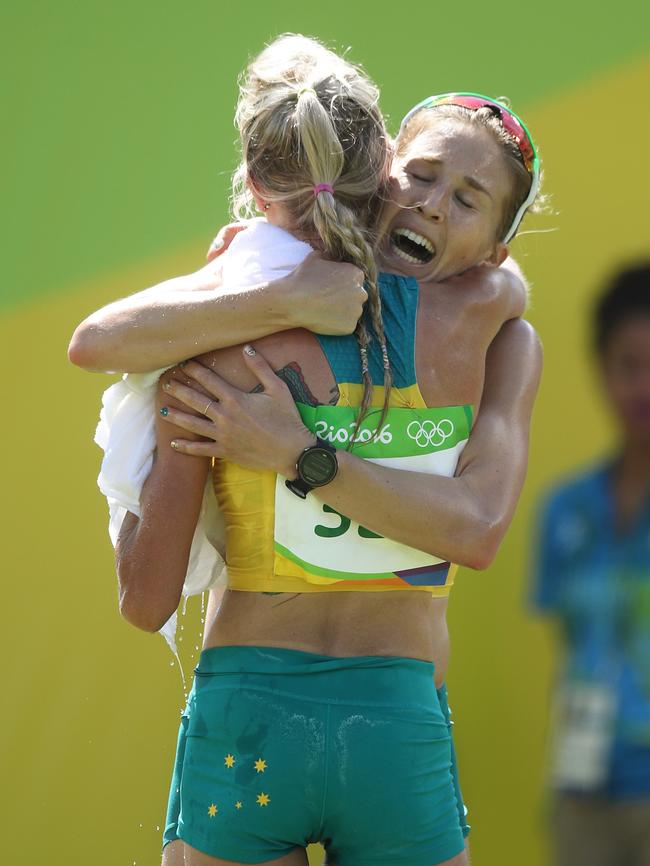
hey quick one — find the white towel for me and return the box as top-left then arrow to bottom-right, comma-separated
95,219 -> 312,652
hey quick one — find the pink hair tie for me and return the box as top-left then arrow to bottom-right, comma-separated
313,183 -> 334,197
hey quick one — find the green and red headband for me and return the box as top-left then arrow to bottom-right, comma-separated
399,92 -> 540,242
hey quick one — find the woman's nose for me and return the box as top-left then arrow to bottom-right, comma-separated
418,189 -> 447,222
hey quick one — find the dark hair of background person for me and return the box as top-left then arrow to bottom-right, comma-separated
594,262 -> 650,354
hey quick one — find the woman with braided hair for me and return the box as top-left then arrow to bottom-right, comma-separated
70,34 -> 542,866
227,35 -> 393,440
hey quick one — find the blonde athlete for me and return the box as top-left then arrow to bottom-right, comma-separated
70,36 -> 542,866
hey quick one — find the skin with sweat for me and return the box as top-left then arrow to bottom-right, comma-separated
118,115 -> 538,694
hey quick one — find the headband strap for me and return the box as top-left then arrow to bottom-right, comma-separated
297,87 -> 317,98
313,183 -> 334,197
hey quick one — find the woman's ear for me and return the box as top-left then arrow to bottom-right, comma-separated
487,243 -> 508,266
246,178 -> 267,213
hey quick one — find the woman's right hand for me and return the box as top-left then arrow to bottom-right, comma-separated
281,252 -> 367,335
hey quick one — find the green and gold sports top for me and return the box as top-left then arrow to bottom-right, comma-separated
212,272 -> 473,596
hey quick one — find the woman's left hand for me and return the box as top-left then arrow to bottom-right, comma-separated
205,221 -> 249,262
159,348 -> 315,478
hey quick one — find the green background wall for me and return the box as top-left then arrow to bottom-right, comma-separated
4,2 -> 650,864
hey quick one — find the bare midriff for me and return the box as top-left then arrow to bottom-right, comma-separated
203,589 -> 450,688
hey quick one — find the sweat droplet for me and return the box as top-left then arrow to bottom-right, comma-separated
173,650 -> 187,692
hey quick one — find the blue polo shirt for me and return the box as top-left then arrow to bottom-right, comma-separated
533,460 -> 650,798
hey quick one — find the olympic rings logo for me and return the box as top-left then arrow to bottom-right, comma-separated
406,419 -> 455,448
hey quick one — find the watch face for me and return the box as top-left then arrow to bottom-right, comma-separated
299,447 -> 338,486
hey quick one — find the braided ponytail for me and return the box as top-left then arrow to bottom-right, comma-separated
232,35 -> 393,444
309,182 -> 393,441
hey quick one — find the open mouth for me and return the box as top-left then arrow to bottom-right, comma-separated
390,228 -> 436,265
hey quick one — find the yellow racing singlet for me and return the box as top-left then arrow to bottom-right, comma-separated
212,273 -> 473,596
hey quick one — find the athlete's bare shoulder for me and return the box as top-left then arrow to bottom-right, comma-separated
488,316 -> 543,380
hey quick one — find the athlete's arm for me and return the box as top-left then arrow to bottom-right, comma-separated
115,373 -> 211,632
67,217 -> 524,375
321,317 -> 541,568
161,318 -> 542,570
67,253 -> 366,374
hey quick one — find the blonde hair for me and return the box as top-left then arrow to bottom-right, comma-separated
397,100 -> 545,242
232,34 -> 393,438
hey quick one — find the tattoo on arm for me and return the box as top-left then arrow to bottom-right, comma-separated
251,361 -> 339,407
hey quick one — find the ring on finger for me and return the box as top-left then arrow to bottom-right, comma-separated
204,400 -> 214,415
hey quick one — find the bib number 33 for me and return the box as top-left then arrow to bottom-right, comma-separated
314,504 -> 383,540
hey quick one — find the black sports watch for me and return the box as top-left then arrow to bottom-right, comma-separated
285,437 -> 339,499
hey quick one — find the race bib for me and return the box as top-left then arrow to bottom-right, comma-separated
273,403 -> 471,587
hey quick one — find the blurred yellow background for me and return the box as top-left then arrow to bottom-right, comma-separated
3,2 -> 650,864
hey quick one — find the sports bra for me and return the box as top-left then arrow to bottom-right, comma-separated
212,272 -> 473,596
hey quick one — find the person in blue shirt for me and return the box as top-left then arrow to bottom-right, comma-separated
533,262 -> 650,866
